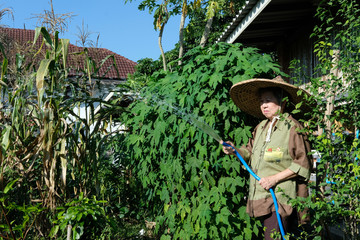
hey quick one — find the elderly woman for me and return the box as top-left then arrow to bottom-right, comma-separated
223,76 -> 312,239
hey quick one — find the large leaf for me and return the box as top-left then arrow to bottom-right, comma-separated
4,179 -> 19,194
36,59 -> 52,91
61,39 -> 70,71
1,125 -> 11,150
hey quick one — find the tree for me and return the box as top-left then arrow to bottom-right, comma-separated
125,0 -> 182,71
125,0 -> 243,72
155,3 -> 171,71
199,0 -> 243,47
177,0 -> 187,64
199,0 -> 216,47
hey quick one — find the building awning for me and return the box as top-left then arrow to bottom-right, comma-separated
217,0 -> 317,51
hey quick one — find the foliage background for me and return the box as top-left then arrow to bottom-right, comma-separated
0,0 -> 360,239
116,43 -> 282,239
288,0 -> 360,239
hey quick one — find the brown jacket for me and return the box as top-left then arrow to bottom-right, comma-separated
240,114 -> 312,224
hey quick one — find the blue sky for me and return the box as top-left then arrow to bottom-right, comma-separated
1,0 -> 184,62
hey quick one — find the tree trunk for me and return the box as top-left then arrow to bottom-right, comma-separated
178,0 -> 187,65
159,23 -> 168,71
200,16 -> 214,47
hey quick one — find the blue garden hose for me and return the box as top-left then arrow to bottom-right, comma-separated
356,129 -> 359,161
222,141 -> 286,240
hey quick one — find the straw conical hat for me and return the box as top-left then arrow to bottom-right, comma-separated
230,76 -> 311,119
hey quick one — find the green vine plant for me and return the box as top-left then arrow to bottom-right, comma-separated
289,0 -> 360,239
116,42 -> 283,239
0,179 -> 44,240
49,192 -> 107,240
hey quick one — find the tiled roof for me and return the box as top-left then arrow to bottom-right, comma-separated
0,27 -> 137,80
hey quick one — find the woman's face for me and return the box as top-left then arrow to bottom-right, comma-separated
259,91 -> 281,120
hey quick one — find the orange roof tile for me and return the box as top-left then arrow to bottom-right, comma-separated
0,27 -> 137,80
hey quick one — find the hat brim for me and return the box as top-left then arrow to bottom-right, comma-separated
230,78 -> 312,119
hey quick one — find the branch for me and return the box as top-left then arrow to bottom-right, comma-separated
0,202 -> 16,240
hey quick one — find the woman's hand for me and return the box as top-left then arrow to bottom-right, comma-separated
221,140 -> 236,156
259,176 -> 278,190
259,169 -> 297,190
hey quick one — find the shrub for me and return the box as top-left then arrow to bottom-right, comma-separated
117,43 -> 282,239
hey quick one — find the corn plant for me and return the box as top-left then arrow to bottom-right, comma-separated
0,27 -> 127,238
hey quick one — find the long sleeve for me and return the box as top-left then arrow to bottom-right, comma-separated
240,124 -> 260,162
287,124 -> 312,181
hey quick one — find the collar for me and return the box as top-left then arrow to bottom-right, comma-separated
262,113 -> 290,142
265,116 -> 280,142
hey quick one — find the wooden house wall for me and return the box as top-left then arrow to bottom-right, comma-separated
276,24 -> 316,85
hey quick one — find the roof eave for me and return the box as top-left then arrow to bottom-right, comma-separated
216,0 -> 272,43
